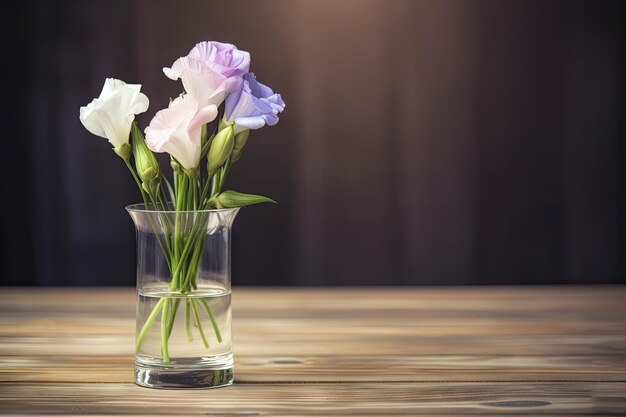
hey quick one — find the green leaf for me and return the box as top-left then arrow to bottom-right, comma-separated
215,190 -> 277,208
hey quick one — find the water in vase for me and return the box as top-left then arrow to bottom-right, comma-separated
134,287 -> 233,388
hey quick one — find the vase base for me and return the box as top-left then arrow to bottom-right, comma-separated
134,364 -> 234,389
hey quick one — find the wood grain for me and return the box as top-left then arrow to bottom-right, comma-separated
0,286 -> 625,415
1,382 -> 625,416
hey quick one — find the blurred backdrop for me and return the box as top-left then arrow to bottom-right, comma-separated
2,0 -> 624,286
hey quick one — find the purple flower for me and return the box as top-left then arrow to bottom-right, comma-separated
163,41 -> 250,107
189,41 -> 250,78
224,73 -> 285,133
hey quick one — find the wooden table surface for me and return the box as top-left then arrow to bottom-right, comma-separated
0,286 -> 625,416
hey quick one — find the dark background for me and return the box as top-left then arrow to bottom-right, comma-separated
2,0 -> 624,286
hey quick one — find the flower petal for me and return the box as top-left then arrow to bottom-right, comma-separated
128,91 -> 149,115
224,87 -> 243,122
189,41 -> 250,76
230,90 -> 273,122
187,104 -> 218,139
145,94 -> 202,169
79,101 -> 107,139
178,57 -> 228,106
234,115 -> 268,131
100,78 -> 127,99
163,67 -> 178,81
91,91 -> 134,148
244,73 -> 275,98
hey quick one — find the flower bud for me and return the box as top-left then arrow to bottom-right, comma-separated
140,167 -> 158,183
212,190 -> 276,208
207,125 -> 234,176
131,123 -> 160,185
231,129 -> 250,162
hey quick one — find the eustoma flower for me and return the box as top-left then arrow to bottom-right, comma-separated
163,41 -> 250,107
144,95 -> 217,171
79,40 -> 284,376
79,78 -> 149,159
224,72 -> 285,135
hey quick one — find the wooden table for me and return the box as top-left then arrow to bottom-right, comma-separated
0,286 -> 625,415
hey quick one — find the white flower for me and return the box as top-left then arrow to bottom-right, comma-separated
79,78 -> 149,149
145,95 -> 218,170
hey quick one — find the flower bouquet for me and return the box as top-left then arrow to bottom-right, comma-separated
79,41 -> 285,388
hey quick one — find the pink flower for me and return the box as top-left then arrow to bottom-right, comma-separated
145,95 -> 217,170
163,41 -> 250,107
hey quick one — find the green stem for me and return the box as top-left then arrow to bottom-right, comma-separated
190,299 -> 209,349
200,181 -> 211,208
162,175 -> 175,206
185,299 -> 193,342
161,299 -> 170,362
165,298 -> 181,340
181,231 -> 204,293
170,219 -> 204,289
211,169 -> 222,198
186,174 -> 193,211
193,175 -> 199,210
218,156 -> 232,191
199,298 -> 223,343
148,191 -> 173,261
124,159 -> 172,272
136,297 -> 165,352
171,174 -> 187,290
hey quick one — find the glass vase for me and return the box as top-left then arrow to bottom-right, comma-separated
127,204 -> 239,389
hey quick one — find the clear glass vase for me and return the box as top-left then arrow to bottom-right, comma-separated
127,204 -> 239,389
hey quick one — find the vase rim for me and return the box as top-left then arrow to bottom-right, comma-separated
125,203 -> 240,214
